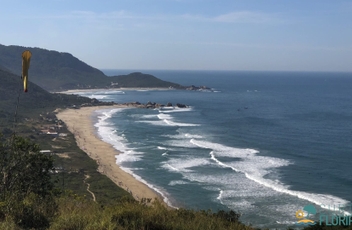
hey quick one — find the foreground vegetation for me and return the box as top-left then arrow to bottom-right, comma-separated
0,193 -> 251,230
0,134 -> 253,230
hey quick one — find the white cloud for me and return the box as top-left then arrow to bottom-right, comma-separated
213,11 -> 277,23
12,9 -> 280,25
181,11 -> 282,24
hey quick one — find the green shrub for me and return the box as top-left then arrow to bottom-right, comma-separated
0,135 -> 57,229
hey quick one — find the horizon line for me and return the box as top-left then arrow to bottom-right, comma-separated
99,68 -> 352,74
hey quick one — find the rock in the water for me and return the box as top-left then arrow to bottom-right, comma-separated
186,85 -> 211,91
176,103 -> 187,108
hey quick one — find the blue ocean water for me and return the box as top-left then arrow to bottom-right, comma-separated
77,70 -> 352,229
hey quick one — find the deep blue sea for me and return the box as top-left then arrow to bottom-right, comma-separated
76,70 -> 352,229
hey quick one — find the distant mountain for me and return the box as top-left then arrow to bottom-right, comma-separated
108,72 -> 183,88
0,44 -> 185,91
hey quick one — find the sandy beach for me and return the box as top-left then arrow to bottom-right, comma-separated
56,105 -> 164,203
56,87 -> 175,95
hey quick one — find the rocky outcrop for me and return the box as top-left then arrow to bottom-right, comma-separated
176,103 -> 187,108
186,85 -> 212,91
122,101 -> 188,109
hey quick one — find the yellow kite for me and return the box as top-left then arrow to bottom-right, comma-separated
22,50 -> 32,92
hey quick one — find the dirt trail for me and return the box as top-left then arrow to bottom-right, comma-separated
84,174 -> 96,202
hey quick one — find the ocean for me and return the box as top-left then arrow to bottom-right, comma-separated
75,70 -> 352,229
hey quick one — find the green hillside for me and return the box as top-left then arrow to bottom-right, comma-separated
0,44 -> 185,91
109,72 -> 183,88
0,67 -> 91,126
0,44 -> 108,90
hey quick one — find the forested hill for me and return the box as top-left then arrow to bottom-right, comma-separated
0,44 -> 107,91
0,67 -> 58,112
0,67 -> 91,124
108,72 -> 183,88
0,44 -> 185,91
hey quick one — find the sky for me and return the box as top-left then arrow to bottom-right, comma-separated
0,0 -> 352,72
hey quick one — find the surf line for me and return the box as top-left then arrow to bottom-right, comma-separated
190,139 -> 349,210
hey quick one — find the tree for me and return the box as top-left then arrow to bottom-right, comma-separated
0,134 -> 56,229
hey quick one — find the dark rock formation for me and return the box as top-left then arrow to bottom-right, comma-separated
186,85 -> 212,91
176,103 -> 187,108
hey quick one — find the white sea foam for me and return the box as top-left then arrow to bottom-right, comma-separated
159,146 -> 305,223
136,120 -> 169,126
217,190 -> 224,201
157,112 -> 200,127
157,146 -> 168,150
157,113 -> 173,120
81,90 -> 125,99
108,90 -> 124,94
138,115 -> 200,127
185,172 -> 273,198
94,109 -> 128,151
159,106 -> 174,111
95,90 -> 125,95
115,150 -> 142,163
166,139 -> 200,148
162,158 -> 211,173
184,133 -> 203,139
231,199 -> 254,209
94,104 -> 350,223
210,151 -> 232,169
95,110 -> 143,163
162,163 -> 180,172
159,107 -> 193,113
189,139 -> 350,209
162,119 -> 200,127
169,180 -> 189,186
141,114 -> 158,119
88,95 -> 108,99
163,133 -> 201,140
94,108 -> 176,208
162,134 -> 195,151
97,110 -> 115,119
130,168 -> 144,170
118,165 -> 177,208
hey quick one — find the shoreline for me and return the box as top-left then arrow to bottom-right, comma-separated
56,105 -> 169,206
54,87 -> 175,94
